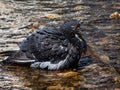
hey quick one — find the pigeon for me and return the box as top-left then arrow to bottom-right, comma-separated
2,20 -> 87,70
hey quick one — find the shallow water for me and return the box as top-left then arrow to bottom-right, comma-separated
0,0 -> 120,89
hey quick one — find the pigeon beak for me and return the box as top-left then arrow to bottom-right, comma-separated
73,24 -> 80,34
74,22 -> 80,30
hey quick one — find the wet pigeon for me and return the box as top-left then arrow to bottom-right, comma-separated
2,20 -> 87,70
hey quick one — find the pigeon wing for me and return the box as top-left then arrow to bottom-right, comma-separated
20,27 -> 69,62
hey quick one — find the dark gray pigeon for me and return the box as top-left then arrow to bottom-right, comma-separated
2,20 -> 87,70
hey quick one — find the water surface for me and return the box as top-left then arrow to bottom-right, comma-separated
0,0 -> 120,89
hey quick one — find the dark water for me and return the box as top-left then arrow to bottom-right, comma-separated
0,0 -> 120,89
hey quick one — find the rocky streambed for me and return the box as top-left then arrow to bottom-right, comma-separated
0,0 -> 120,89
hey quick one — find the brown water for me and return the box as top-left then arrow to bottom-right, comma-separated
0,0 -> 120,89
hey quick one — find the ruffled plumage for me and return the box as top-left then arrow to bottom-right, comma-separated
3,20 -> 87,70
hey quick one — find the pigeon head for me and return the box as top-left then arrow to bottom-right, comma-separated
60,20 -> 87,54
60,20 -> 80,38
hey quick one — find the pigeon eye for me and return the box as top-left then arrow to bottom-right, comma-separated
72,25 -> 79,30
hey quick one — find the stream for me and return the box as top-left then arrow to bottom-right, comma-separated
0,0 -> 120,89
